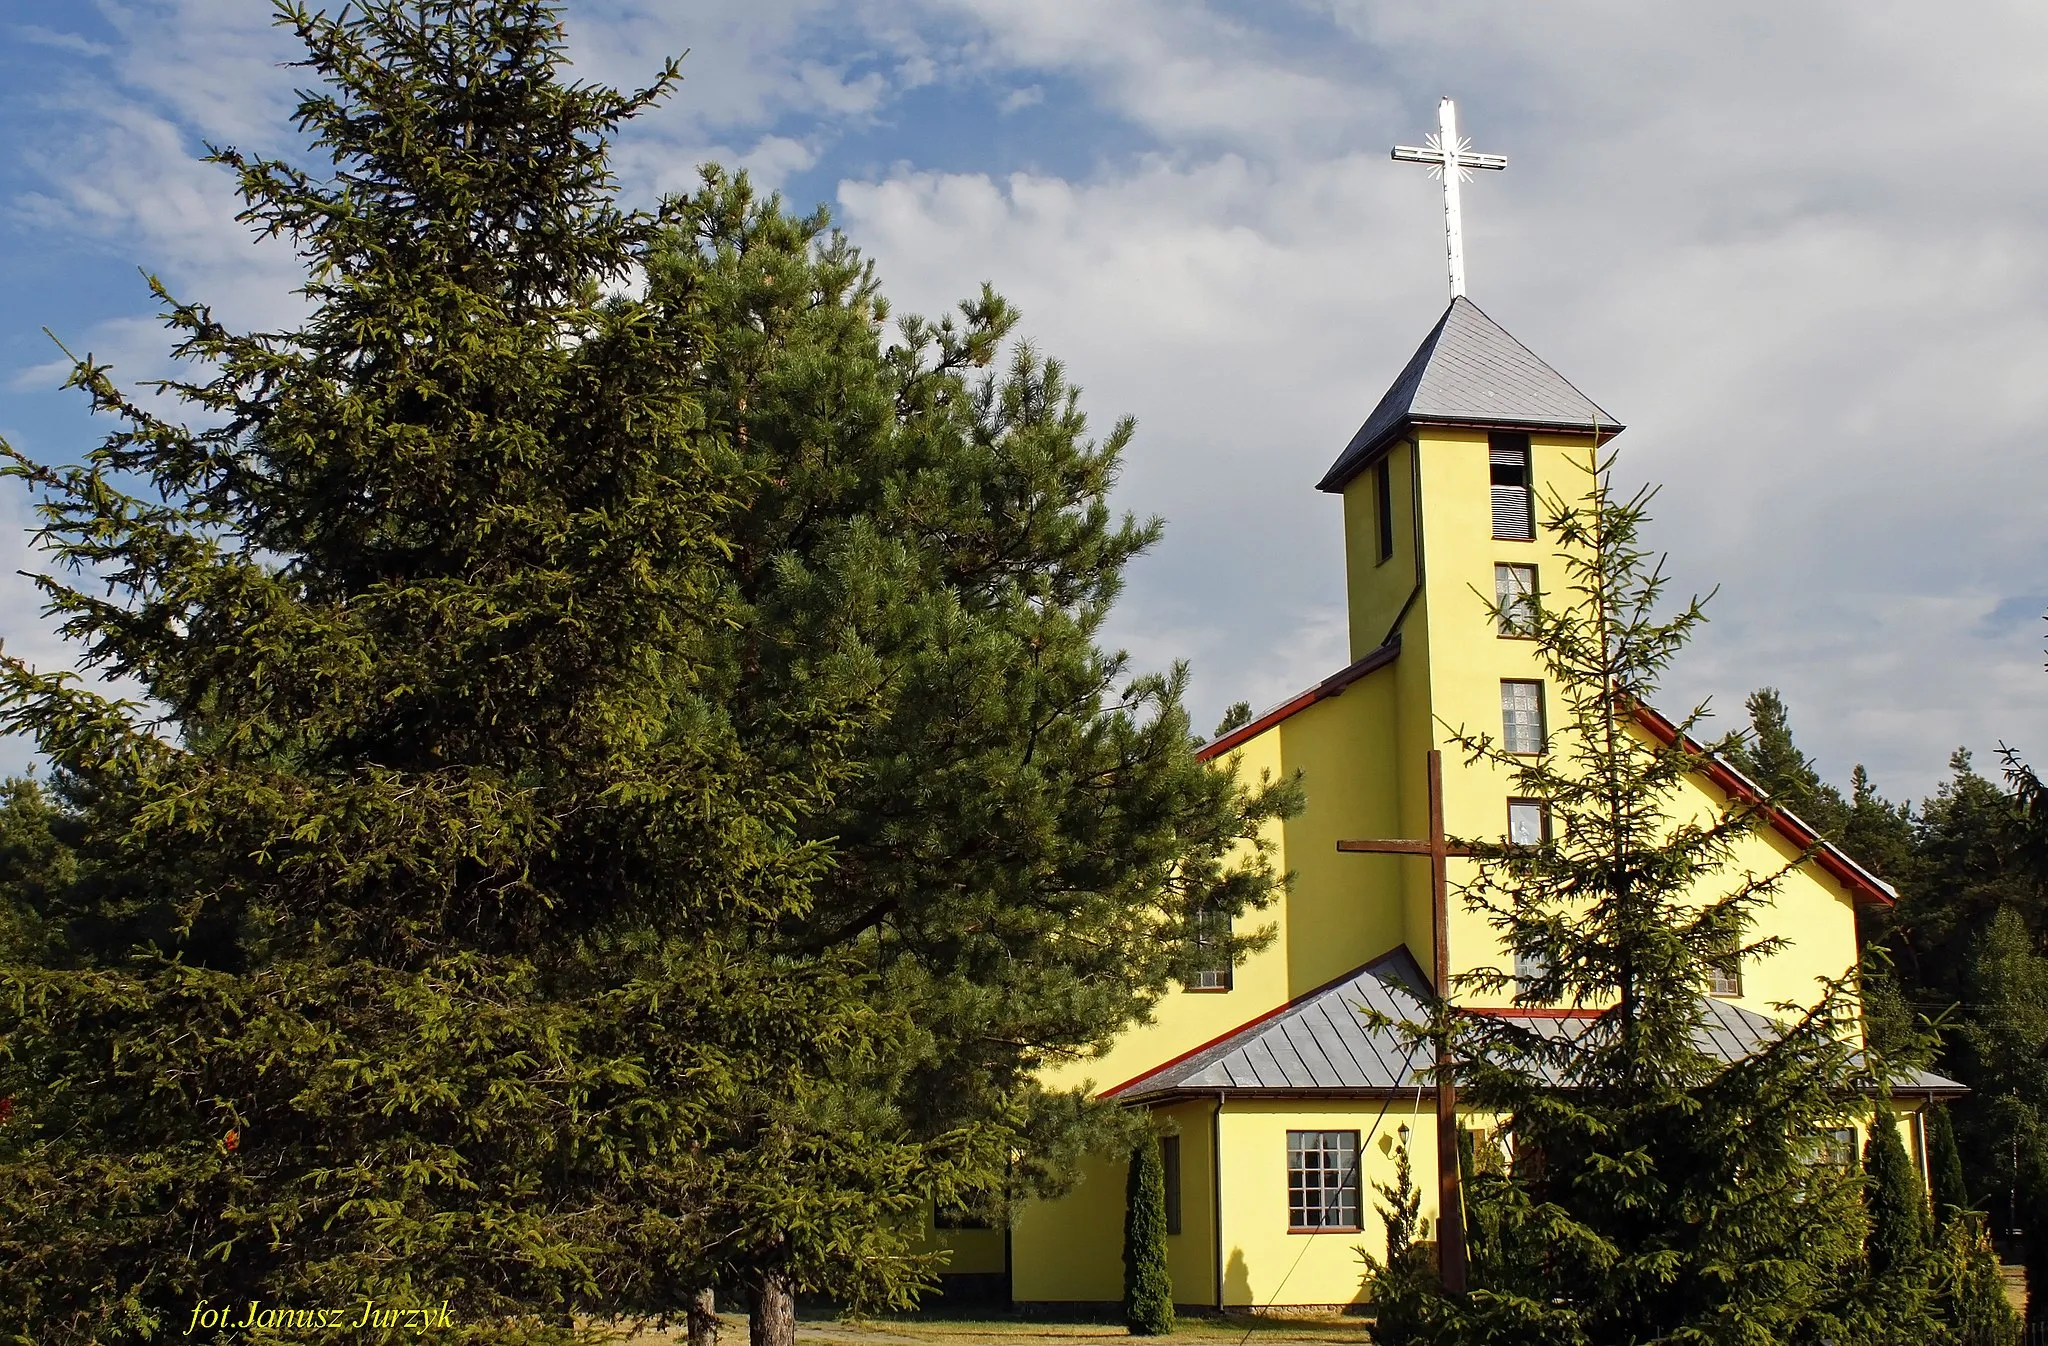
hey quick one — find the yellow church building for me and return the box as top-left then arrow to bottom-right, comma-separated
925,294 -> 1963,1312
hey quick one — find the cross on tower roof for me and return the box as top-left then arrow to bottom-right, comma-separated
1392,97 -> 1507,299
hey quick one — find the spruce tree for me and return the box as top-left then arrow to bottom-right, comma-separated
1413,452 -> 1873,1343
1726,687 -> 1851,837
1122,1137 -> 1175,1336
1934,1212 -> 2022,1346
0,3 -> 952,1338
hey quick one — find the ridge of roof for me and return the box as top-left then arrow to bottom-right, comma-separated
1317,297 -> 1622,494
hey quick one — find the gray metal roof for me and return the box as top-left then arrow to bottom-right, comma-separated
1109,946 -> 1964,1100
1317,297 -> 1622,493
1111,950 -> 1436,1098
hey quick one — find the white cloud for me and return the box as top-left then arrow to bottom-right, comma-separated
9,0 -> 2048,800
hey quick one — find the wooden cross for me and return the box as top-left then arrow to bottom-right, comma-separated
1337,749 -> 1473,1294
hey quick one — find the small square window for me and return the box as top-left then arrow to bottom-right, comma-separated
1708,959 -> 1742,998
1490,434 -> 1533,540
1495,564 -> 1537,636
1812,1128 -> 1858,1169
1287,1130 -> 1360,1230
1507,798 -> 1549,846
1501,680 -> 1545,755
1187,906 -> 1232,991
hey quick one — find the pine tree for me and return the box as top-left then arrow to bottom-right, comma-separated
641,170 -> 1298,1328
1413,451 -> 1873,1343
1123,1138 -> 1175,1336
0,4 -> 951,1338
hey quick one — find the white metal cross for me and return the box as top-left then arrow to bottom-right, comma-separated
1392,97 -> 1507,299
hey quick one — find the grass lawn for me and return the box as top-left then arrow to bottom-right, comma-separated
619,1310 -> 1371,1346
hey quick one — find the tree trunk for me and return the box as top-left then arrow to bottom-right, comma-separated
686,1287 -> 719,1346
748,1270 -> 795,1346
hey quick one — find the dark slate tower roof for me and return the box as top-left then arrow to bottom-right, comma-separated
1317,296 -> 1622,493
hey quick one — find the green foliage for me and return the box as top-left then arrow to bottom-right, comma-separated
1361,1134 -> 1437,1345
1726,687 -> 1851,837
1866,1109 -> 1929,1278
1932,1213 -> 2022,1346
1929,1104 -> 1973,1222
641,169 -> 1300,1221
0,2 -> 962,1338
1122,1138 -> 1174,1336
1401,452 -> 1876,1344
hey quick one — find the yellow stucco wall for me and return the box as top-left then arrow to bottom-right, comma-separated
1216,1099 -> 1434,1309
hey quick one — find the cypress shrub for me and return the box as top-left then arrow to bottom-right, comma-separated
1866,1107 -> 1930,1278
1124,1138 -> 1175,1336
1929,1104 -> 1971,1224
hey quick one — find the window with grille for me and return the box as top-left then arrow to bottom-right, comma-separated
1161,1136 -> 1183,1235
1514,948 -> 1549,996
1501,680 -> 1545,754
1287,1130 -> 1360,1230
1490,434 -> 1533,540
1495,563 -> 1537,636
1812,1128 -> 1858,1169
1707,958 -> 1742,998
1375,458 -> 1396,564
1187,906 -> 1232,991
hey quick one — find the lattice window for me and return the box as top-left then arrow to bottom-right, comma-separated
1187,906 -> 1232,991
1501,680 -> 1545,754
1287,1130 -> 1360,1230
1708,959 -> 1742,998
1495,563 -> 1537,636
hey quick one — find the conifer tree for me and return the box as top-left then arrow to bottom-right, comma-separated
1866,1109 -> 1930,1278
1929,1103 -> 1972,1222
1726,687 -> 1851,837
0,4 -> 958,1339
1361,1135 -> 1437,1345
1933,1212 -> 2022,1346
1408,451 -> 1874,1343
1122,1138 -> 1175,1336
640,170 -> 1298,1324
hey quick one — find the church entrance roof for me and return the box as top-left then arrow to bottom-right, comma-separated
1318,296 -> 1622,493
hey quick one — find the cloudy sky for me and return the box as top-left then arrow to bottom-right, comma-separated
4,0 -> 2046,804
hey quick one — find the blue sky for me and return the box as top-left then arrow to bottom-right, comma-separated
7,0 -> 2048,802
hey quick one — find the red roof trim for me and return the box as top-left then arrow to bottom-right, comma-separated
1195,637 -> 1401,763
1464,1005 -> 1601,1020
1628,702 -> 1896,908
1099,945 -> 1421,1099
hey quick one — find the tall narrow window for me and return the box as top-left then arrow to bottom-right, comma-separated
1375,457 -> 1395,563
1187,906 -> 1232,991
1514,948 -> 1549,996
1490,433 -> 1533,540
1501,680 -> 1545,754
1495,563 -> 1537,636
1287,1131 -> 1360,1230
1161,1136 -> 1183,1235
